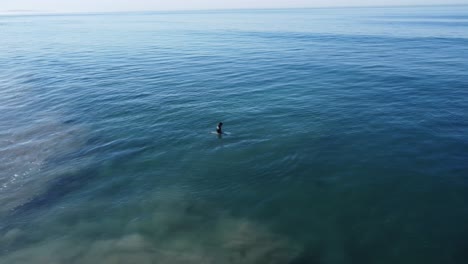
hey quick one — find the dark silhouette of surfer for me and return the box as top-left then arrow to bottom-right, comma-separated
216,122 -> 223,134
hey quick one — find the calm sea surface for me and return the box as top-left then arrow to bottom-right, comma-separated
1,5 -> 468,264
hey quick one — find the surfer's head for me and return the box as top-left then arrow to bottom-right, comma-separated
218,122 -> 223,127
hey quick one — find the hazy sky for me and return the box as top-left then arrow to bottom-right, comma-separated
3,0 -> 468,13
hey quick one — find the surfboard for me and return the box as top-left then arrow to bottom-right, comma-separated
210,131 -> 230,135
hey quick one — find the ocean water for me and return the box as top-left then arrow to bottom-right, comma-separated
1,5 -> 468,264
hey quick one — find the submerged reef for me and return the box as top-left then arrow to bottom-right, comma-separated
0,190 -> 302,264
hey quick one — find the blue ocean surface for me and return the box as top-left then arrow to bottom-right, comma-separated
1,5 -> 468,264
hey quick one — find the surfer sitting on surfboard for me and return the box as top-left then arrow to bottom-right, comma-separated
216,122 -> 223,134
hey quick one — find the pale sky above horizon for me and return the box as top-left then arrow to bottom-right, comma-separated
2,0 -> 468,13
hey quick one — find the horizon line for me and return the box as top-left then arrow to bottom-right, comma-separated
1,3 -> 467,16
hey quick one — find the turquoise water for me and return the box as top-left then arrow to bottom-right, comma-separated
1,5 -> 468,263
